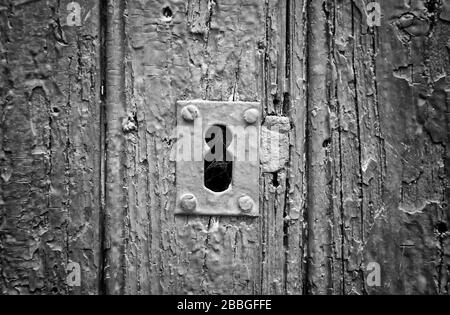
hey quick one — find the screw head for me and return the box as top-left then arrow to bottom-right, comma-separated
180,194 -> 197,212
181,105 -> 199,122
238,196 -> 255,213
243,108 -> 260,124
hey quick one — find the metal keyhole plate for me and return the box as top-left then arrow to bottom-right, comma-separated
175,100 -> 261,217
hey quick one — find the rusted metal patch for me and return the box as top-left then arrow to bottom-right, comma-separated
175,100 -> 261,217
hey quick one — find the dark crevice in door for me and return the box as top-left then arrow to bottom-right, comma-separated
283,0 -> 292,295
303,0 -> 312,296
99,0 -> 108,296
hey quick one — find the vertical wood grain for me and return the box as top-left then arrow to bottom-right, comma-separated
0,0 -> 102,294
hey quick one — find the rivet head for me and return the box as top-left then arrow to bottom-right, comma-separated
238,196 -> 255,213
243,108 -> 260,124
180,194 -> 197,212
181,105 -> 199,122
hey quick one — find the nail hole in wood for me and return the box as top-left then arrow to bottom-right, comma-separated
162,6 -> 173,18
437,222 -> 448,234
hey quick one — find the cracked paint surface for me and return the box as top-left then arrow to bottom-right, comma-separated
0,0 -> 448,295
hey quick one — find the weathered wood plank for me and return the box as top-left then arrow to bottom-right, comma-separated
284,0 -> 308,295
0,0 -> 102,294
261,0 -> 288,295
306,0 -> 334,295
116,0 -> 270,294
308,0 -> 449,295
330,0 -> 365,295
104,0 -> 127,295
363,0 -> 449,294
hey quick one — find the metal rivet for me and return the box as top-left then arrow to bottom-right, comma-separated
180,194 -> 197,212
243,108 -> 259,124
181,105 -> 199,122
238,196 -> 255,213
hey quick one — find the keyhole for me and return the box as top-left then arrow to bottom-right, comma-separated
204,125 -> 233,193
162,7 -> 173,18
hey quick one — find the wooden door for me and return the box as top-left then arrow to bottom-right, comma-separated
0,0 -> 448,295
